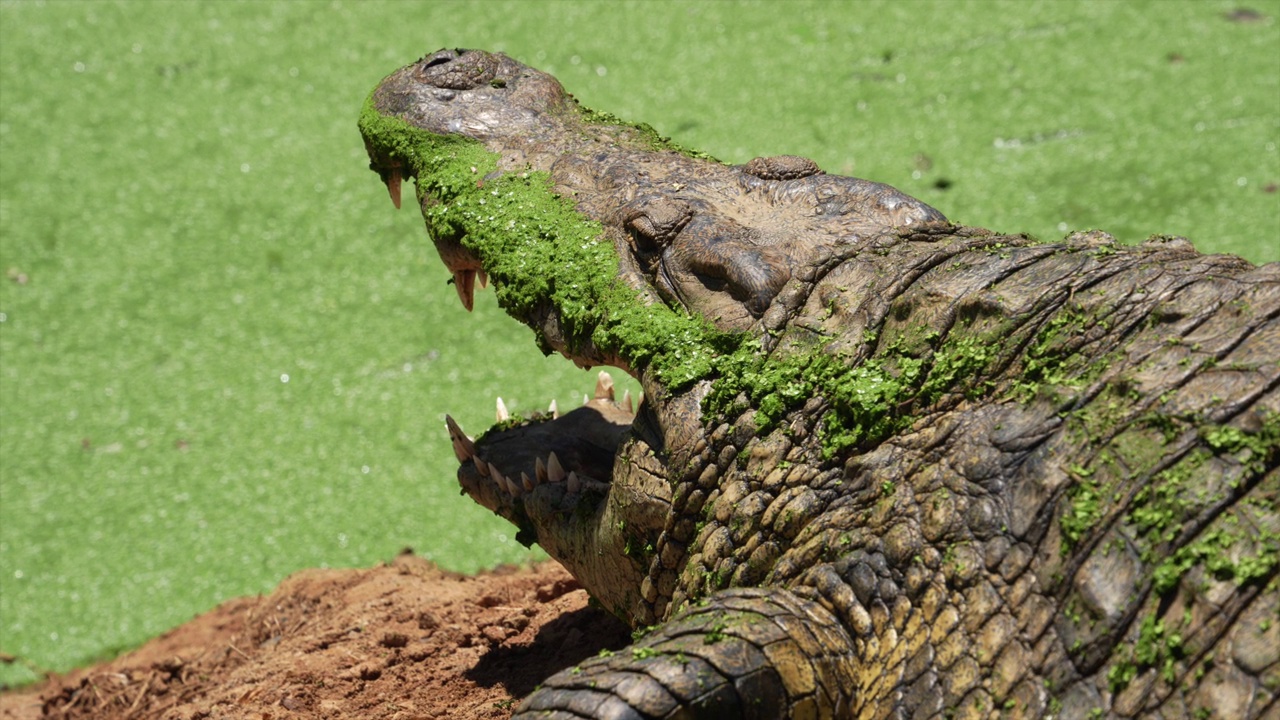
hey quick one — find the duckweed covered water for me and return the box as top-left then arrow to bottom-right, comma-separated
1,0 -> 1276,687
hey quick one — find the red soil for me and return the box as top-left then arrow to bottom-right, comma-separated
0,554 -> 630,720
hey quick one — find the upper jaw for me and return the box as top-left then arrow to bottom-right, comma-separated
431,237 -> 488,313
363,139 -> 407,210
364,154 -> 488,314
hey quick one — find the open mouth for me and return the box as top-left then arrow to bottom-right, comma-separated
364,142 -> 648,533
441,371 -> 637,528
358,51 -> 709,581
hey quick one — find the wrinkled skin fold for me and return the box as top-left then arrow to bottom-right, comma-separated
361,49 -> 1280,719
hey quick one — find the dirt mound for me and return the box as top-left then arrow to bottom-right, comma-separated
0,554 -> 631,720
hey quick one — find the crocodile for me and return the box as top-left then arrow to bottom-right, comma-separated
359,49 -> 1280,719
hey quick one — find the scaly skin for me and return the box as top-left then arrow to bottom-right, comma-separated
360,49 -> 1280,719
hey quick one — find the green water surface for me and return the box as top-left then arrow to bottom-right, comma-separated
1,0 -> 1276,686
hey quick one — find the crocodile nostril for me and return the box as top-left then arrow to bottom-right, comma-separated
416,48 -> 497,90
421,48 -> 460,69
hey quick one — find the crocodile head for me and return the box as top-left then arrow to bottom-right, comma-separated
359,48 -> 945,624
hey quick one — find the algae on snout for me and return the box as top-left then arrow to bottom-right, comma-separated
358,99 -> 737,390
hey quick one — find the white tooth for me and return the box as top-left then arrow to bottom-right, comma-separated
473,455 -> 489,475
535,457 -> 548,483
582,393 -> 590,406
622,389 -> 633,414
548,399 -> 559,419
492,467 -> 516,496
594,371 -> 615,400
477,269 -> 488,288
521,472 -> 535,492
454,270 -> 476,312
445,415 -> 474,461
496,397 -> 510,422
567,470 -> 580,493
546,452 -> 566,483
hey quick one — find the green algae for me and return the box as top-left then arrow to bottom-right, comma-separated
358,99 -> 738,389
917,332 -> 997,406
703,342 -> 918,458
363,84 -> 1279,600
1056,377 -> 1278,587
1107,612 -> 1186,692
1148,414 -> 1280,594
1011,306 -> 1112,403
575,106 -> 718,161
1060,464 -> 1104,551
1127,450 -> 1213,561
704,307 -> 1026,459
362,91 -> 1041,460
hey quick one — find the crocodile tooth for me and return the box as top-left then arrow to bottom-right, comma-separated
506,473 -> 523,497
477,269 -> 488,288
566,470 -> 580,493
496,397 -> 510,422
453,270 -> 476,312
582,393 -> 589,406
521,472 -> 535,492
546,452 -> 566,483
594,371 -> 615,400
535,456 -> 548,483
492,467 -> 517,496
473,455 -> 489,475
622,389 -> 633,414
444,415 -> 475,462
548,399 -> 559,419
386,167 -> 402,209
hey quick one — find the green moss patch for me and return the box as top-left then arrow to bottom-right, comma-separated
358,101 -> 739,389
575,106 -> 719,161
704,315 -> 1015,458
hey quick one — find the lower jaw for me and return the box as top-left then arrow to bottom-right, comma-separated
443,370 -> 637,512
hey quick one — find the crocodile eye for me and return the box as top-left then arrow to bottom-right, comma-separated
742,155 -> 822,181
623,197 -> 693,252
